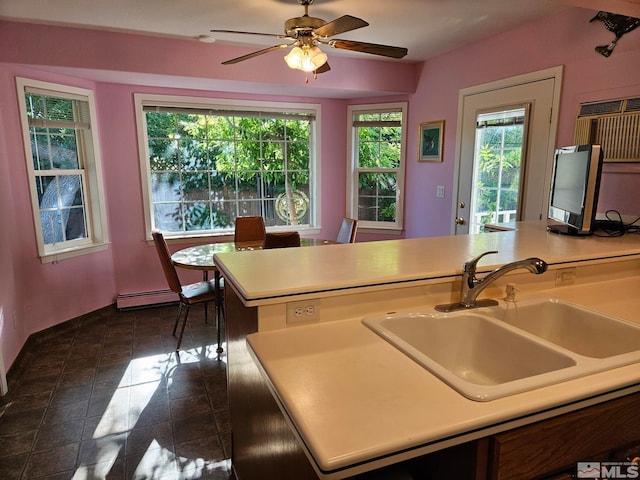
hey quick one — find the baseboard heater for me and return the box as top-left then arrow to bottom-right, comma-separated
116,289 -> 178,310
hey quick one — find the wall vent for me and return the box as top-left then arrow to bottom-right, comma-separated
578,100 -> 624,117
626,97 -> 640,112
575,97 -> 640,162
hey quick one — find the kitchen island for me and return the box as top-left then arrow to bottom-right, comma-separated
213,221 -> 640,480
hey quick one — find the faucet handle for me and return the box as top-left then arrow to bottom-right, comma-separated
464,250 -> 499,273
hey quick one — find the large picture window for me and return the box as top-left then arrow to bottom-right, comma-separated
17,78 -> 109,262
347,103 -> 407,232
136,95 -> 320,237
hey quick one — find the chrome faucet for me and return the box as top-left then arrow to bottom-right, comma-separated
435,251 -> 548,312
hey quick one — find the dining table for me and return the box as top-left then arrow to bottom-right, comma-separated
171,237 -> 336,354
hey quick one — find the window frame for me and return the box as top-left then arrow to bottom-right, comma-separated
346,102 -> 407,234
134,93 -> 322,240
16,77 -> 109,262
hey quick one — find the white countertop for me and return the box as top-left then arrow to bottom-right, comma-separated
214,221 -> 640,303
247,277 -> 640,477
214,222 -> 640,477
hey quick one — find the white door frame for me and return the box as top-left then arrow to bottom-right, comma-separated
450,66 -> 563,235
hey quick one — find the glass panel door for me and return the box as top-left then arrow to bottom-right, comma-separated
470,107 -> 528,233
454,74 -> 558,235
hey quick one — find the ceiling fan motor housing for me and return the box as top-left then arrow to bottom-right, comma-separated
285,16 -> 326,37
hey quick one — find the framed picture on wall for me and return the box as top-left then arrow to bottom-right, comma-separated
419,120 -> 444,162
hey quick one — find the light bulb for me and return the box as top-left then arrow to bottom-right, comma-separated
284,45 -> 328,72
284,46 -> 305,70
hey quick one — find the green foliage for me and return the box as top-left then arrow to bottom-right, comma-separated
146,107 -> 403,231
26,93 -> 82,170
146,111 -> 313,231
25,93 -> 75,122
354,111 -> 402,222
474,123 -> 523,225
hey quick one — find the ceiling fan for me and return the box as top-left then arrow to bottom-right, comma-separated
210,0 -> 408,75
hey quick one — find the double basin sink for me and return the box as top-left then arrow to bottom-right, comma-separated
362,299 -> 640,401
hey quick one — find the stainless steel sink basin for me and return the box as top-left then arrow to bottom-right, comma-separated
493,298 -> 640,358
362,311 -> 576,401
363,300 -> 640,401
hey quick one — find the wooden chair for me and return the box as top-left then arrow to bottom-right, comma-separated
234,216 -> 266,243
336,217 -> 358,243
263,231 -> 301,249
152,231 -> 218,351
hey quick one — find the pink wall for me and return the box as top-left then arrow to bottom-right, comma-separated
0,66 -> 118,367
1,7 -> 640,370
404,7 -> 640,238
0,67 -> 19,375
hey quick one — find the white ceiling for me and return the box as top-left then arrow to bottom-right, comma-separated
0,0 -> 596,63
2,0 -> 639,97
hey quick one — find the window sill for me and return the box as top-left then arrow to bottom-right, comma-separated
40,242 -> 110,263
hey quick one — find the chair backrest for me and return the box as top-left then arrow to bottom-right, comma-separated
336,217 -> 358,243
234,216 -> 266,243
151,231 -> 183,294
263,231 -> 301,249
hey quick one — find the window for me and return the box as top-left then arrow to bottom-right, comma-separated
471,108 -> 526,233
135,94 -> 320,238
347,103 -> 407,232
17,78 -> 109,262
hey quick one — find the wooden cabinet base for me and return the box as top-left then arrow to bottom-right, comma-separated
226,285 -> 319,480
486,391 -> 640,480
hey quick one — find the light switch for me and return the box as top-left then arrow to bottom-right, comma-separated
436,185 -> 445,198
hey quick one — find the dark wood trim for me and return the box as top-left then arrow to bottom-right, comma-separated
225,284 -> 318,480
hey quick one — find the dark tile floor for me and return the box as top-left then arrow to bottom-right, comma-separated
0,303 -> 233,480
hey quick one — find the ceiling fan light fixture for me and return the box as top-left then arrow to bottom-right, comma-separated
284,45 -> 328,72
213,0 -> 406,71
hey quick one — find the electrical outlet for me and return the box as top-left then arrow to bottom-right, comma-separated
286,299 -> 321,324
555,267 -> 576,286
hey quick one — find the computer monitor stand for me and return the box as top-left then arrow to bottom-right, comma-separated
547,224 -> 591,236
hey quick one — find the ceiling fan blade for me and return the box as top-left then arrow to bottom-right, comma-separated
329,39 -> 408,59
315,62 -> 331,74
313,15 -> 369,38
210,29 -> 283,38
222,44 -> 290,65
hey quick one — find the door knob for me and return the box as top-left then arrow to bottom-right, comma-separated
455,217 -> 466,225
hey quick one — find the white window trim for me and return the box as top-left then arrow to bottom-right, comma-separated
16,77 -> 109,263
346,102 -> 407,233
134,93 -> 322,240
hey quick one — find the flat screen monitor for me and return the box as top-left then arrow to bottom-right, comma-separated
547,144 -> 604,236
